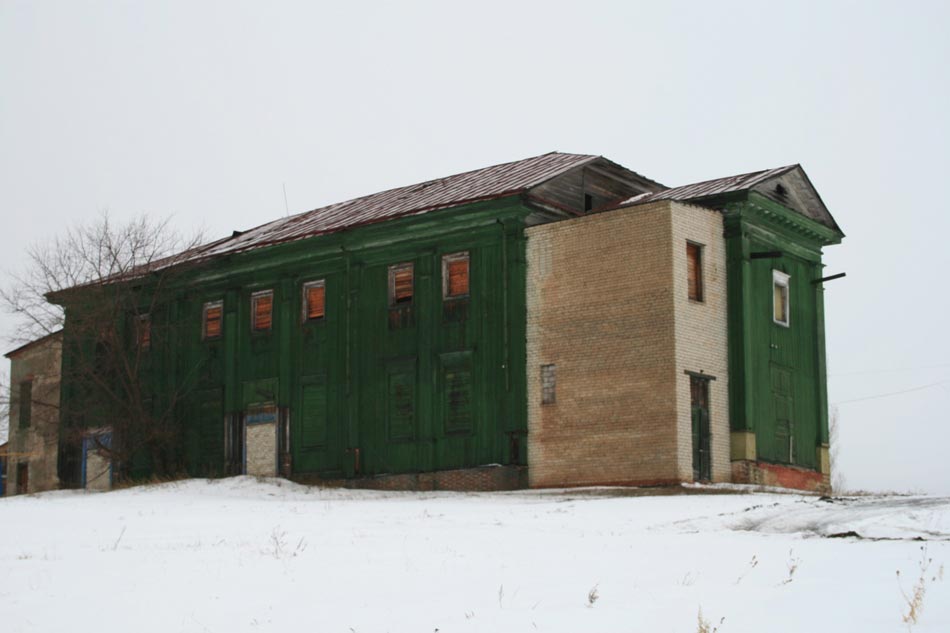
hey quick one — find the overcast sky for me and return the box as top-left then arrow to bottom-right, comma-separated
2,1 -> 948,493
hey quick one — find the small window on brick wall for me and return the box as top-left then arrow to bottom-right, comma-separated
687,241 -> 704,302
302,280 -> 326,322
541,364 -> 556,405
203,301 -> 223,340
19,379 -> 32,428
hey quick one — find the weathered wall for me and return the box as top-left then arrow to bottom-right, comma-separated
526,201 -> 682,487
670,203 -> 731,482
5,333 -> 62,495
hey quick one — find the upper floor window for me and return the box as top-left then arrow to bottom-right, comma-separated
773,270 -> 790,327
687,242 -> 704,302
302,280 -> 326,322
389,263 -> 413,307
251,290 -> 274,331
202,300 -> 223,340
136,314 -> 151,351
442,252 -> 470,300
18,379 -> 32,429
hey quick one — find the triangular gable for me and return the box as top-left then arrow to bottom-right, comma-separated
750,166 -> 842,235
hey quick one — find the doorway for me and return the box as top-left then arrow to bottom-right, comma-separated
690,375 -> 712,482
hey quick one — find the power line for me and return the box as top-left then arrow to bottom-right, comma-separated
833,381 -> 948,406
830,362 -> 950,378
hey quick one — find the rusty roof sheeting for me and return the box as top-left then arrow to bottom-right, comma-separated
621,165 -> 799,206
193,152 -> 600,260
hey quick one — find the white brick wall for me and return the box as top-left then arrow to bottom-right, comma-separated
525,200 -> 731,487
670,202 -> 731,483
246,422 -> 277,477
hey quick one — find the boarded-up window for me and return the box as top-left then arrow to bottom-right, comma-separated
300,377 -> 328,448
389,263 -> 413,306
387,360 -> 416,442
773,270 -> 790,326
687,242 -> 704,302
203,300 -> 223,340
441,352 -> 473,435
302,280 -> 326,321
252,290 -> 273,331
541,364 -> 556,405
18,380 -> 32,428
137,314 -> 151,350
442,252 -> 470,299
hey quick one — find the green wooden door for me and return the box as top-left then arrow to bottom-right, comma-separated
770,365 -> 795,464
690,376 -> 711,482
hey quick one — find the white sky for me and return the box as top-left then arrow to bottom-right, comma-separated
2,1 -> 948,493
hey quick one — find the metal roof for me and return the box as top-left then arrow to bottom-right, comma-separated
192,152 -> 600,260
621,165 -> 799,206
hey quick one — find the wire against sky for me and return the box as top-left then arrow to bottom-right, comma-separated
833,381 -> 948,406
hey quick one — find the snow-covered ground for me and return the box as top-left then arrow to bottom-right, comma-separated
1,478 -> 948,632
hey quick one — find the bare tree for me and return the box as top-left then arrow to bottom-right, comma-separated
1,211 -> 204,484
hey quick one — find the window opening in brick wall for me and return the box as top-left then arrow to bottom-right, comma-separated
202,300 -> 223,340
251,290 -> 274,332
773,270 -> 790,327
302,280 -> 326,322
541,364 -> 556,404
18,379 -> 32,428
687,241 -> 704,302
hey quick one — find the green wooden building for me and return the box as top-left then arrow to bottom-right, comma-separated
50,152 -> 844,491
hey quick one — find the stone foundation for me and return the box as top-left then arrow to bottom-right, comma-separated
294,464 -> 528,491
731,460 -> 829,494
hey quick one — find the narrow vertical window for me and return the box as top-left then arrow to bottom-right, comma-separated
252,290 -> 274,331
442,252 -> 470,299
773,270 -> 790,326
18,379 -> 32,428
202,300 -> 223,340
136,314 -> 151,350
541,364 -> 556,405
687,242 -> 704,302
389,263 -> 413,306
302,280 -> 326,322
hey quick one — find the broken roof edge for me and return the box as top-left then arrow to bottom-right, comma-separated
4,329 -> 63,359
130,151 -> 609,269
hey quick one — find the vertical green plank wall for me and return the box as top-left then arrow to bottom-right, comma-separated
724,193 -> 840,471
78,196 -> 531,480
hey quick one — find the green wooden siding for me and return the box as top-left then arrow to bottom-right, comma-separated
61,196 -> 530,480
724,193 -> 842,471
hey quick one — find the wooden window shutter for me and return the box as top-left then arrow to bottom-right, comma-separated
687,242 -> 703,301
443,252 -> 470,299
304,281 -> 326,321
138,315 -> 151,350
203,302 -> 223,339
252,291 -> 273,331
390,264 -> 413,305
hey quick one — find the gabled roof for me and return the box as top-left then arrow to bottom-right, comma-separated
623,164 -> 842,234
191,152 -> 604,260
